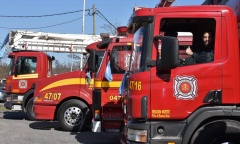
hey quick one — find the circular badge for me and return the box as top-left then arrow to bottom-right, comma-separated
174,76 -> 197,100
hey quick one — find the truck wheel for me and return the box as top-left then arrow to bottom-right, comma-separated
190,120 -> 240,144
26,97 -> 35,121
57,99 -> 91,132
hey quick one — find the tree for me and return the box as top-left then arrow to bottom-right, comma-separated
0,47 -> 11,79
66,53 -> 88,71
100,22 -> 121,35
53,60 -> 71,74
0,59 -> 9,79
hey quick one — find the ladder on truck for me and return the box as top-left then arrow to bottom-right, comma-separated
0,30 -> 102,69
5,30 -> 101,53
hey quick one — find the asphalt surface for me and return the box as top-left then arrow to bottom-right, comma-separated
0,103 -> 120,144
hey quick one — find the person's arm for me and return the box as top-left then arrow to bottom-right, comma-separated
192,51 -> 213,63
186,46 -> 214,63
186,46 -> 193,55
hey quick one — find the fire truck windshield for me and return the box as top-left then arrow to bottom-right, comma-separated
83,51 -> 105,71
95,51 -> 105,71
130,25 -> 148,73
7,56 -> 14,76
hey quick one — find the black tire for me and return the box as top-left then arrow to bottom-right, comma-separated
57,99 -> 91,132
190,120 -> 240,144
26,97 -> 36,121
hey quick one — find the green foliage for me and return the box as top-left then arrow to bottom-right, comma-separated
0,105 -> 7,111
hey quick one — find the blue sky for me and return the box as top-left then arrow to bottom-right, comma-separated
0,0 -> 205,44
0,0 -> 205,65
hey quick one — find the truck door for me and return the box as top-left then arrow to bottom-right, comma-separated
93,42 -> 131,130
83,50 -> 105,93
128,25 -> 151,119
10,54 -> 38,94
101,43 -> 131,108
150,12 -> 223,120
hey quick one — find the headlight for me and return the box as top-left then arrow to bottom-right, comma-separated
33,96 -> 42,104
6,96 -> 12,102
127,128 -> 147,142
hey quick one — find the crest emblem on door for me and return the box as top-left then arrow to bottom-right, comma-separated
19,80 -> 28,89
174,76 -> 197,100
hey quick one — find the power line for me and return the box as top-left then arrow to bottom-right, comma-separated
95,10 -> 117,30
0,8 -> 116,31
0,9 -> 90,18
0,17 -> 84,30
0,10 -> 92,30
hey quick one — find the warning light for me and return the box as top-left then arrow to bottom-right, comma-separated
117,26 -> 128,36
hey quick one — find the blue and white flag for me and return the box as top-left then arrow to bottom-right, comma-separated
119,72 -> 127,96
86,71 -> 92,84
86,71 -> 91,79
105,61 -> 113,81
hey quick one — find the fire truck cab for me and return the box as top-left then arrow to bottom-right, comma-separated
33,27 -> 133,132
3,30 -> 101,120
4,50 -> 55,121
122,0 -> 240,143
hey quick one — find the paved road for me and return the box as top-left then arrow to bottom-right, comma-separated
0,103 -> 120,144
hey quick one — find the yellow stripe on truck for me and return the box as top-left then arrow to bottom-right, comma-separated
94,80 -> 121,88
39,78 -> 94,92
39,78 -> 122,92
13,73 -> 39,79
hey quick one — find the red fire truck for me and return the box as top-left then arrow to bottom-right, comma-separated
3,30 -> 100,120
32,28 -> 133,132
122,0 -> 240,143
4,50 -> 55,120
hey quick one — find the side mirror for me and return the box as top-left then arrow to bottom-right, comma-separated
154,36 -> 179,70
88,50 -> 97,72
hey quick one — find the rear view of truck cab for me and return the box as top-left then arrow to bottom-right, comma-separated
123,5 -> 240,144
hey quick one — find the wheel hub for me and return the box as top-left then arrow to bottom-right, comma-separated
64,107 -> 83,126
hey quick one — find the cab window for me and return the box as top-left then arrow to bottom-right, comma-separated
159,18 -> 216,66
111,45 -> 131,74
17,56 -> 37,74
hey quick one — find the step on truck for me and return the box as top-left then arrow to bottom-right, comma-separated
122,0 -> 240,143
3,30 -> 100,120
33,27 -> 133,132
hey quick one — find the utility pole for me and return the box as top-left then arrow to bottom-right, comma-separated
82,0 -> 85,34
93,4 -> 96,35
80,0 -> 86,70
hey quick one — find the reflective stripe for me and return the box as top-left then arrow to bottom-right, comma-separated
39,78 -> 121,92
12,73 -> 39,79
94,80 -> 121,88
40,78 -> 94,92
